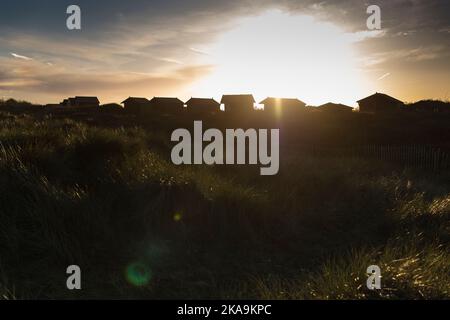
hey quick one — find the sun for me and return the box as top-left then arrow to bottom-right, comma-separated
190,9 -> 370,106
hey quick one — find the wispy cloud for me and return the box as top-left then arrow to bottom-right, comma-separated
157,57 -> 184,65
360,45 -> 449,68
10,52 -> 33,61
405,46 -> 447,62
189,47 -> 210,56
377,72 -> 391,81
346,30 -> 386,43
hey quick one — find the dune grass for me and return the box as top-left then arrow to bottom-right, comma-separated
0,112 -> 448,299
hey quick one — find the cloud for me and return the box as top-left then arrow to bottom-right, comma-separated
377,72 -> 391,81
405,46 -> 448,62
189,47 -> 210,56
0,53 -> 212,103
157,58 -> 184,65
10,52 -> 33,61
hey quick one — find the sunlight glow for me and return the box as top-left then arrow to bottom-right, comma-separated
190,10 -> 371,106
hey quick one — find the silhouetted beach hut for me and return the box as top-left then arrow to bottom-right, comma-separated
149,97 -> 184,112
61,96 -> 100,108
317,102 -> 354,113
221,94 -> 255,113
357,93 -> 403,113
185,98 -> 220,113
260,97 -> 306,114
121,97 -> 151,113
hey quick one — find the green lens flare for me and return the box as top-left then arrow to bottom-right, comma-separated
126,262 -> 152,287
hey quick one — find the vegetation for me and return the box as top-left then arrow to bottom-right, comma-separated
0,106 -> 448,299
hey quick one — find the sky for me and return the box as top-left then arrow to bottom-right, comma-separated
0,0 -> 449,106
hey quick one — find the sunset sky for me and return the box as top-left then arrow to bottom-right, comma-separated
0,0 -> 449,106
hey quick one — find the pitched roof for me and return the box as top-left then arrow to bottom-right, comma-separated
357,92 -> 403,104
185,98 -> 220,107
317,102 -> 354,111
121,97 -> 150,104
72,96 -> 100,104
149,97 -> 184,105
220,94 -> 255,104
260,97 -> 306,107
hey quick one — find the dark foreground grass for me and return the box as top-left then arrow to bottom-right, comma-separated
0,113 -> 449,299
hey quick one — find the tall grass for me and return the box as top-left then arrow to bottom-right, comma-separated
0,112 -> 448,299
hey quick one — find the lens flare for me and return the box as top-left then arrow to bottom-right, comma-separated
173,212 -> 183,222
125,262 -> 152,287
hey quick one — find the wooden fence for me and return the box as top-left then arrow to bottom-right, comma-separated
302,144 -> 450,171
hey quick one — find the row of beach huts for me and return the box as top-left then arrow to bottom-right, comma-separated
48,93 -> 449,114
